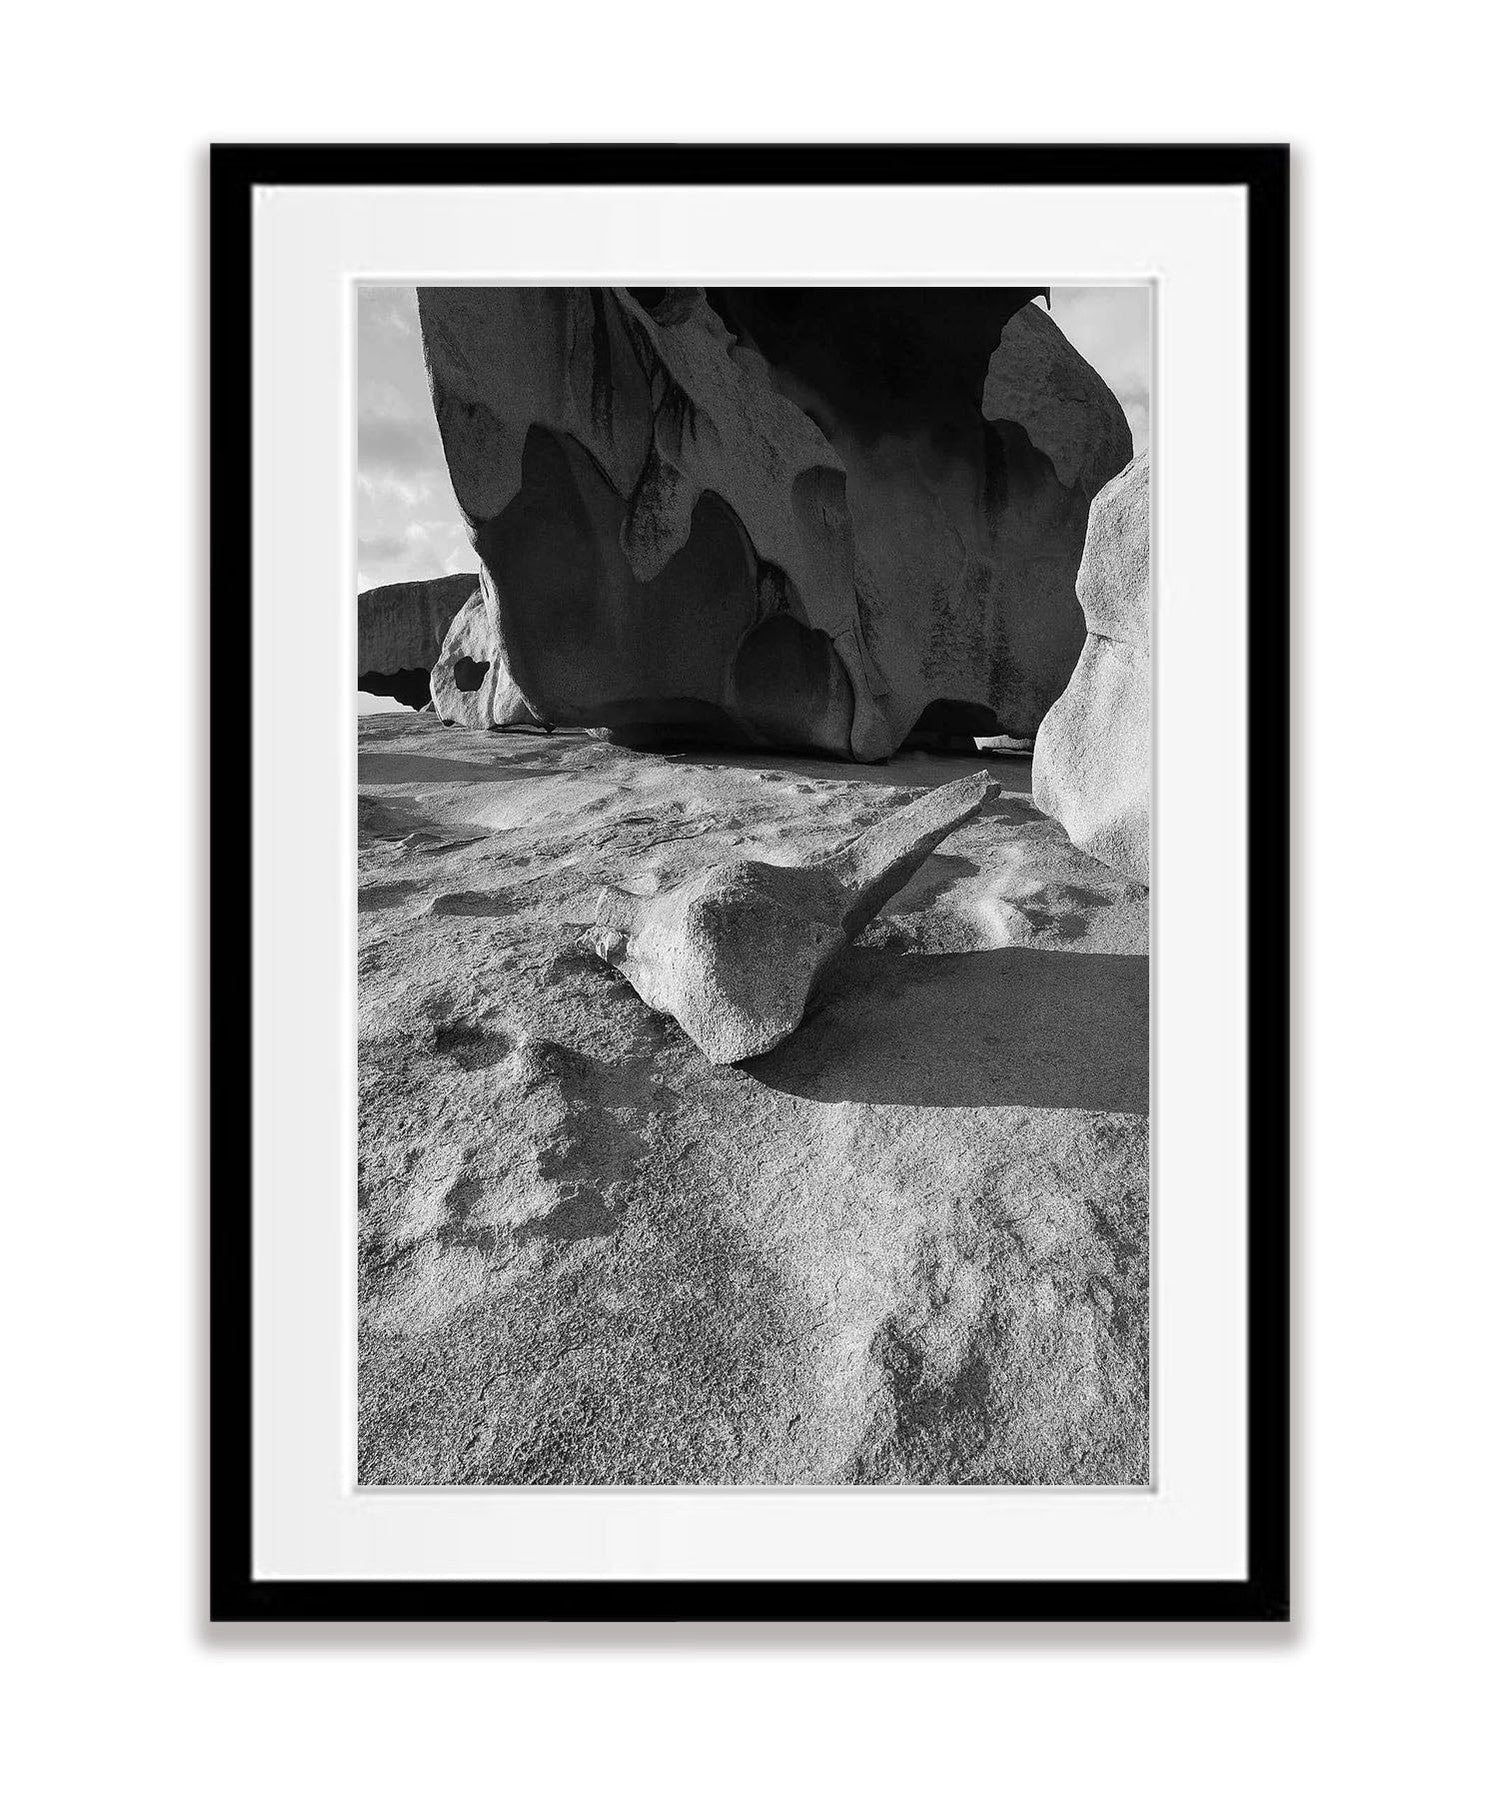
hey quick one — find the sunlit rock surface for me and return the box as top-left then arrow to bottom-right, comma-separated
1034,453 -> 1151,882
358,715 -> 1149,1484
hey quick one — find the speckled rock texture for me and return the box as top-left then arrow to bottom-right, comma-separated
358,715 -> 1149,1485
982,303 -> 1135,499
589,772 -> 991,1064
1033,453 -> 1151,882
417,288 -> 1131,758
429,588 -> 539,733
358,573 -> 477,710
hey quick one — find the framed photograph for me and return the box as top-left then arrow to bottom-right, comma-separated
211,144 -> 1288,1622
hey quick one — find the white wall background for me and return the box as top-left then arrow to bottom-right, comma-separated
4,5 -> 1495,1795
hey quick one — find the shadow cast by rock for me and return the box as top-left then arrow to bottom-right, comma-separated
514,1187 -> 623,1247
662,747 -> 1035,796
749,945 -> 1148,1114
878,851 -> 981,915
357,752 -> 554,786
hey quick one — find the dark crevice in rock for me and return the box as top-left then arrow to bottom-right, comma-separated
703,287 -> 1046,444
358,667 -> 433,711
906,698 -> 1002,741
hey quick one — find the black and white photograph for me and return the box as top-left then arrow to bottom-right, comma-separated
14,3 -> 1499,1785
356,282 -> 1152,1487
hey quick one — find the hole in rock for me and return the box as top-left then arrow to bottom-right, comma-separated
452,657 -> 490,693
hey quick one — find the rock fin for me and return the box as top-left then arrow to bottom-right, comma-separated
824,772 -> 992,938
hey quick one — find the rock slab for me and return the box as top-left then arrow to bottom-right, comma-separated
357,716 -> 1149,1486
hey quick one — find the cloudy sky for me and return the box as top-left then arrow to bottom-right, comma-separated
357,283 -> 1151,597
357,287 -> 481,596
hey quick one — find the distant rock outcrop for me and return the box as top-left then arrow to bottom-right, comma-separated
1033,453 -> 1151,882
358,573 -> 477,711
417,289 -> 1131,757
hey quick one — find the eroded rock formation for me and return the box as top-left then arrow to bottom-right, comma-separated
358,573 -> 477,711
416,288 -> 1131,758
1033,452 -> 1151,882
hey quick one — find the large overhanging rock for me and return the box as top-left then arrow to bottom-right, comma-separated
1033,452 -> 1151,882
417,288 -> 1131,759
358,573 -> 477,711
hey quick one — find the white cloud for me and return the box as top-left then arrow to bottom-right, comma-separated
358,286 -> 419,340
359,377 -> 415,420
358,414 -> 442,471
1043,287 -> 1152,455
358,469 -> 436,508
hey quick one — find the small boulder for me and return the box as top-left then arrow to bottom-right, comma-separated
589,772 -> 992,1064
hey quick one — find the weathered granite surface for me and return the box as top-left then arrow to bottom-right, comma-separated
1033,453 -> 1150,882
358,715 -> 1149,1484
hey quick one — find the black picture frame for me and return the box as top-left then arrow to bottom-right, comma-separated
210,143 -> 1289,1626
